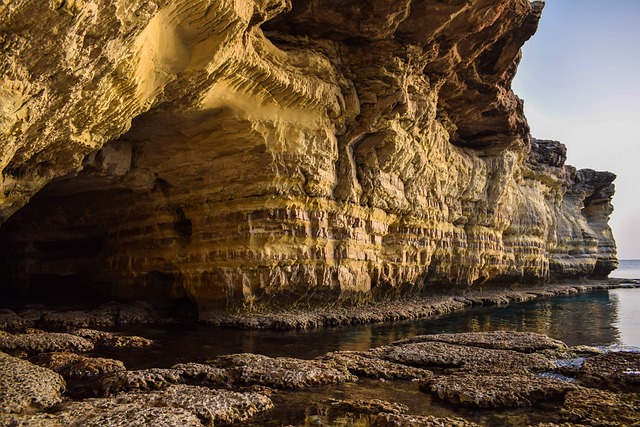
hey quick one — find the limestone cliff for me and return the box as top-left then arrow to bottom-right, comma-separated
0,0 -> 617,312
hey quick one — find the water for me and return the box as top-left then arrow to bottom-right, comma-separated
106,286 -> 640,370
611,259 -> 640,279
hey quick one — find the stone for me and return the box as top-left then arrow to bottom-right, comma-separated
372,413 -> 480,427
0,309 -> 34,332
0,330 -> 94,355
374,340 -> 554,372
577,351 -> 640,391
30,351 -> 126,379
320,351 -> 432,380
392,331 -> 568,353
209,353 -> 358,388
72,328 -> 153,349
109,385 -> 274,425
0,0 -> 617,313
422,373 -> 576,408
171,363 -> 232,387
0,351 -> 66,414
560,388 -> 640,426
0,385 -> 271,426
98,368 -> 183,395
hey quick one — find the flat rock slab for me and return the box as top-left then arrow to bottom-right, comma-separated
392,331 -> 567,353
578,351 -> 640,391
371,412 -> 480,426
0,351 -> 66,414
320,351 -> 432,380
560,388 -> 640,426
99,368 -> 184,395
422,373 -> 576,408
375,341 -> 554,372
31,351 -> 126,379
0,330 -> 94,355
0,385 -> 271,426
209,353 -> 358,388
72,328 -> 153,349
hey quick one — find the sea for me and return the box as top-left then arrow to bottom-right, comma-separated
610,258 -> 640,279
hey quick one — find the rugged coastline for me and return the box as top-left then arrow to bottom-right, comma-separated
1,305 -> 639,426
0,0 -> 619,313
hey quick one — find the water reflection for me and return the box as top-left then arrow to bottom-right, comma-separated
108,288 -> 639,370
610,288 -> 640,348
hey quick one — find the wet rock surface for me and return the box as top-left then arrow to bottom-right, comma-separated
372,413 -> 481,427
560,388 -> 640,426
374,340 -> 554,372
1,326 -> 639,426
0,330 -> 94,356
209,353 -> 358,388
422,373 -> 576,408
320,351 -> 432,380
392,331 -> 568,353
0,351 -> 66,414
30,352 -> 126,379
72,328 -> 154,349
577,351 -> 640,391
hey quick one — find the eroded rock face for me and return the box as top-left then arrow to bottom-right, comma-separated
0,0 -> 617,311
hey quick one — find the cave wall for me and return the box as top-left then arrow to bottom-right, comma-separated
0,0 -> 617,312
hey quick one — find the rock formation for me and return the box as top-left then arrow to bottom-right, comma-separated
0,0 -> 617,312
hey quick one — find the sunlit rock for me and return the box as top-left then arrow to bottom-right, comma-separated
0,0 -> 617,312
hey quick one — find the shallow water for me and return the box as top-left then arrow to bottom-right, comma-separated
106,286 -> 640,370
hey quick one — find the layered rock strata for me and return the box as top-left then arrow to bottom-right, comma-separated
0,0 -> 617,311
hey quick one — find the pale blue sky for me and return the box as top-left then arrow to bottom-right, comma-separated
513,0 -> 640,260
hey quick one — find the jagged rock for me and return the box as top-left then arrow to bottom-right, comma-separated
0,330 -> 94,355
30,352 -> 126,379
577,351 -> 640,391
109,385 -> 274,425
422,373 -> 576,408
0,351 -> 66,414
72,328 -> 153,349
0,309 -> 35,332
39,307 -> 119,330
392,331 -> 567,353
209,353 -> 358,388
560,388 -> 640,426
171,363 -> 232,387
0,0 -> 617,313
320,351 -> 432,380
374,340 -> 554,372
98,368 -> 183,395
371,413 -> 480,427
0,385 -> 271,426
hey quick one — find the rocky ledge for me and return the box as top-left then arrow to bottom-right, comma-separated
1,330 -> 638,426
0,0 -> 618,314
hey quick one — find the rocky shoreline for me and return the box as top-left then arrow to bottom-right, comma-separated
1,327 -> 639,426
2,279 -> 639,333
1,280 -> 639,426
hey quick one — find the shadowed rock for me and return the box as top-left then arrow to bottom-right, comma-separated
30,352 -> 126,379
0,330 -> 94,356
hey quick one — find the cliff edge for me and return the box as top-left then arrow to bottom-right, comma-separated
0,0 -> 617,311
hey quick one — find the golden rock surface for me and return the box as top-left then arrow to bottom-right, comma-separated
0,0 -> 617,311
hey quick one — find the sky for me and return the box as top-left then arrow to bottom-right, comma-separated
512,0 -> 640,260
